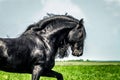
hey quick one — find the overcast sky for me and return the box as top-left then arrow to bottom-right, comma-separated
0,0 -> 120,60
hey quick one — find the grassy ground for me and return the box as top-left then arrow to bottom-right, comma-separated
0,61 -> 120,80
55,61 -> 120,65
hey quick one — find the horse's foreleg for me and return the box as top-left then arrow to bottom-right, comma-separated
32,65 -> 43,80
42,70 -> 63,80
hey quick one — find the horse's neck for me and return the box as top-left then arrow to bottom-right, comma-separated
42,27 -> 70,56
45,27 -> 69,43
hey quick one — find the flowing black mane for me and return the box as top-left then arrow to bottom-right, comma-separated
37,14 -> 79,29
23,14 -> 79,34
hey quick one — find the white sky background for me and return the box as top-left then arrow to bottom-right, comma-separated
33,0 -> 86,21
0,0 -> 120,61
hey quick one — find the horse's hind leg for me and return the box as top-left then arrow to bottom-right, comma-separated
42,70 -> 63,80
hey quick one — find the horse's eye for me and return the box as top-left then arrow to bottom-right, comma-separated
77,26 -> 81,29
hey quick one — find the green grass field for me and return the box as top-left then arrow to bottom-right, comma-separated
0,61 -> 120,80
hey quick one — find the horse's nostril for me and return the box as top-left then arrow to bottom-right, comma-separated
79,52 -> 83,56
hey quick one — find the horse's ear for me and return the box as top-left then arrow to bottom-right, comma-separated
76,18 -> 84,29
79,18 -> 84,24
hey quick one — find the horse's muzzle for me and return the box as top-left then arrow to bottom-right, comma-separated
72,49 -> 83,57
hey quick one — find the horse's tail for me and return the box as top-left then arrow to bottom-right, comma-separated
0,40 -> 2,55
0,40 -> 8,58
0,47 -> 3,60
0,46 -> 3,57
0,46 -> 8,62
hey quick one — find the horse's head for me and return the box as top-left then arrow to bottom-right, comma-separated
22,14 -> 86,58
68,19 -> 86,57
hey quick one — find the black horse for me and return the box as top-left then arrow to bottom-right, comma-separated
0,14 -> 86,80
